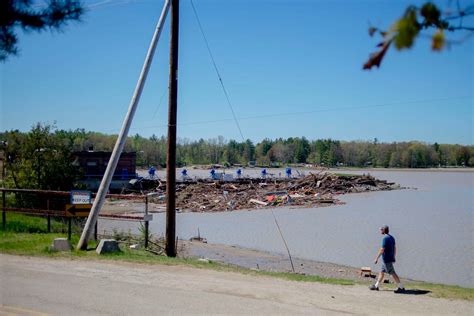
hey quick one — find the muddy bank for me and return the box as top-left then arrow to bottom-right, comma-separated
99,228 -> 388,283
179,240 -> 383,283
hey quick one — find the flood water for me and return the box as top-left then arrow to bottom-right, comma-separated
103,169 -> 474,287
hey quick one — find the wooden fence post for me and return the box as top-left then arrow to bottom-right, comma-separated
145,195 -> 149,248
2,191 -> 5,229
47,199 -> 51,233
68,218 -> 72,240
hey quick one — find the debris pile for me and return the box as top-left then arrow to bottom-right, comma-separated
286,173 -> 398,194
147,172 -> 399,213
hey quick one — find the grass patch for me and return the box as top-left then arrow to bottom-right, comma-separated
355,278 -> 474,301
1,213 -> 65,233
256,270 -> 354,285
405,281 -> 474,301
0,231 -> 64,255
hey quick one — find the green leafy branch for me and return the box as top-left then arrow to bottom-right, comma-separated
363,1 -> 474,70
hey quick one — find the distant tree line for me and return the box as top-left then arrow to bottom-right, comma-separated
1,123 -> 473,189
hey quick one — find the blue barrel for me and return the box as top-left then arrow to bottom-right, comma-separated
148,167 -> 156,176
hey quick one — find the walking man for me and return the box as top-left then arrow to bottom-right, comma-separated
370,225 -> 405,293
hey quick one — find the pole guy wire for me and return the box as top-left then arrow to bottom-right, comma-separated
190,0 -> 246,141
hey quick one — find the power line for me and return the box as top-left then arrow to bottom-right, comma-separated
130,95 -> 471,131
190,0 -> 246,141
86,0 -> 145,10
151,88 -> 168,121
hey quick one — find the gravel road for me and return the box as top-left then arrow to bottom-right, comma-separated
1,254 -> 472,315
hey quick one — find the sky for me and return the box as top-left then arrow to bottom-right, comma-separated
1,0 -> 473,145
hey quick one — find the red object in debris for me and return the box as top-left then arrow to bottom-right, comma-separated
266,195 -> 276,202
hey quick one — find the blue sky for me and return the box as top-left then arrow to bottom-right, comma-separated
1,0 -> 473,144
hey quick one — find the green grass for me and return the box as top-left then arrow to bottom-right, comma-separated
255,270 -> 354,285
0,212 -> 79,233
355,277 -> 473,301
405,281 -> 474,301
0,231 -> 64,255
1,214 -> 472,300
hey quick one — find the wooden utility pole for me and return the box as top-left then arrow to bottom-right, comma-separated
165,0 -> 179,257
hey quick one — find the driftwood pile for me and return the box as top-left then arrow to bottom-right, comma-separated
146,172 -> 399,213
286,173 -> 397,194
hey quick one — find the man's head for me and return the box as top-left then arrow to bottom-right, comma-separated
380,225 -> 389,234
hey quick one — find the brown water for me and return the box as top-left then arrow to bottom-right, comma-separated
103,169 -> 474,287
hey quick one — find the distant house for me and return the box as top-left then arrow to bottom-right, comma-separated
73,151 -> 137,180
73,151 -> 137,191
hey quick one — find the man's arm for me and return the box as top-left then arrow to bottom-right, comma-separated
394,244 -> 397,261
374,247 -> 384,264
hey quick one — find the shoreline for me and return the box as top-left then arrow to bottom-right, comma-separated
138,166 -> 474,175
180,239 -> 414,285
179,240 -> 474,292
329,167 -> 474,173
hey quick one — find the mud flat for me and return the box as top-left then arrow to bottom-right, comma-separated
180,240 -> 405,284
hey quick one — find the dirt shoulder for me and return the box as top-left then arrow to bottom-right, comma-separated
1,254 -> 472,315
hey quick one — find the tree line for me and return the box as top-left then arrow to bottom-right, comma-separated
1,124 -> 473,189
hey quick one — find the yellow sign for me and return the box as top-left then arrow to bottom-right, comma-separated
65,204 -> 92,217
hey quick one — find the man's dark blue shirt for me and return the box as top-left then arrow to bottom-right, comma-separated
382,234 -> 396,263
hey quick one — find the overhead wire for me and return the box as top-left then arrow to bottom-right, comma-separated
150,88 -> 168,121
130,95 -> 471,131
190,0 -> 246,141
189,1 -> 296,264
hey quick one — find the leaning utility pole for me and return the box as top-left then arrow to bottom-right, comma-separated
165,0 -> 179,257
76,0 -> 171,250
